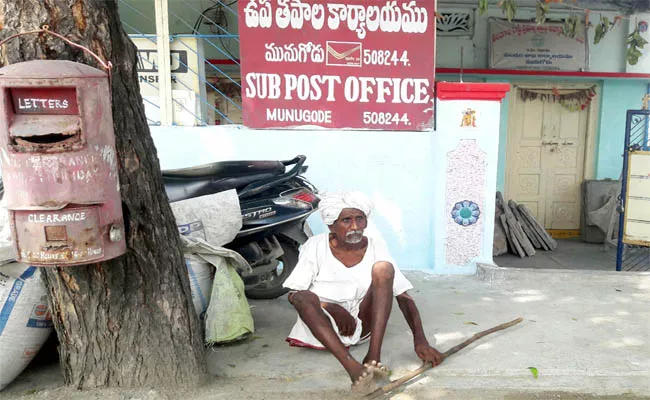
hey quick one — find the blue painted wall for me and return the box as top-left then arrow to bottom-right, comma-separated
595,80 -> 649,180
152,128 -> 438,271
151,78 -> 648,272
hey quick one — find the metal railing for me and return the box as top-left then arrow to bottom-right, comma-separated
616,110 -> 650,272
118,0 -> 242,126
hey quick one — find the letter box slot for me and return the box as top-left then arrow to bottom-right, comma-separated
44,225 -> 68,242
7,87 -> 82,153
0,60 -> 126,266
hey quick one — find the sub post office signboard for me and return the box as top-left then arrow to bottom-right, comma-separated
238,0 -> 436,130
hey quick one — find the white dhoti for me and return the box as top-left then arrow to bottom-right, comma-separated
285,307 -> 368,350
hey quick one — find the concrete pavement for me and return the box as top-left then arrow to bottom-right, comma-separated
203,266 -> 650,398
2,265 -> 650,399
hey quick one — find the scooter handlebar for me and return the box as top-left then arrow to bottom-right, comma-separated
281,155 -> 306,167
238,155 -> 307,199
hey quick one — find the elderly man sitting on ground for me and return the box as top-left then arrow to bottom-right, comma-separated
283,192 -> 443,394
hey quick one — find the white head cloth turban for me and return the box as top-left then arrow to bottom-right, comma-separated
319,191 -> 373,225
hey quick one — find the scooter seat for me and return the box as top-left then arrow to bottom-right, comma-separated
163,172 -> 279,203
162,160 -> 285,178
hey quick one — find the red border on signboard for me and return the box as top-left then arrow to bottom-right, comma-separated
238,0 -> 437,131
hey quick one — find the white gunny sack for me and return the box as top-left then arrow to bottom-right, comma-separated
0,263 -> 53,391
185,253 -> 215,321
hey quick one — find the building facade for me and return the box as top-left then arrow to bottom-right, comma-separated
119,0 -> 650,272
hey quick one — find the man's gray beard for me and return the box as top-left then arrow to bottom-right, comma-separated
345,231 -> 364,244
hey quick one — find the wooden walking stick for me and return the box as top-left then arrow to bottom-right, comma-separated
366,317 -> 524,399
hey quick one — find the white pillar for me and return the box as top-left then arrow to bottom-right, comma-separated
154,0 -> 173,126
431,82 -> 510,274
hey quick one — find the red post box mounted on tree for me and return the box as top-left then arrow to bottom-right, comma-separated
0,59 -> 126,266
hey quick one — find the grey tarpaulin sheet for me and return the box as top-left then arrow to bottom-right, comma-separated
180,236 -> 251,275
170,189 -> 242,248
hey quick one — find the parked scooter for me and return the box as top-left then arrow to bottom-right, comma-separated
163,155 -> 320,299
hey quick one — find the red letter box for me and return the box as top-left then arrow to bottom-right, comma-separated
0,60 -> 126,266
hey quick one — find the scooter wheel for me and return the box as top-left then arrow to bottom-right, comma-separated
244,236 -> 299,300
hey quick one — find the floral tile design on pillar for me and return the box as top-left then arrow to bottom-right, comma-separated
445,139 -> 487,266
452,200 -> 481,226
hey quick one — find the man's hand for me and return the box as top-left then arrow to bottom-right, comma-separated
323,303 -> 357,337
415,342 -> 444,367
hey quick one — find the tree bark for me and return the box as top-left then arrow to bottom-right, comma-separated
0,0 -> 206,389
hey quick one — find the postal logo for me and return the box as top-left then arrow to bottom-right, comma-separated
326,41 -> 362,67
460,108 -> 477,128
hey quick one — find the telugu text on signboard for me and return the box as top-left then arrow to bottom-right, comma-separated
489,19 -> 588,71
238,0 -> 436,130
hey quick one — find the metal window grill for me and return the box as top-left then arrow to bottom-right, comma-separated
118,0 -> 242,126
616,110 -> 650,272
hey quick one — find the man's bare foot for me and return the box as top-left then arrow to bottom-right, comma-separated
350,365 -> 378,395
364,360 -> 390,379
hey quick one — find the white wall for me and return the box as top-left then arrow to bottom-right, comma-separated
436,7 -> 631,72
152,126 -> 438,271
151,85 -> 509,275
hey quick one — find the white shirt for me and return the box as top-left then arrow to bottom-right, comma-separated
283,233 -> 413,312
282,233 -> 413,348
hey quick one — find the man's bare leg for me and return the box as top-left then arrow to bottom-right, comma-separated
289,290 -> 368,383
358,261 -> 395,367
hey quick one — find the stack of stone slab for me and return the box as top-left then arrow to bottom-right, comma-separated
495,192 -> 557,258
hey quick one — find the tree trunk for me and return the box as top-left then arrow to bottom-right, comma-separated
0,0 -> 206,389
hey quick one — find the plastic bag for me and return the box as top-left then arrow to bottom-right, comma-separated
204,257 -> 255,345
